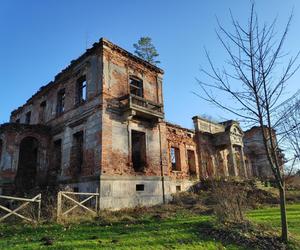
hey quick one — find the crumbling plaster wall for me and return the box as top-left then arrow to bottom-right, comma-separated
8,50 -> 104,189
0,38 -> 276,209
3,39 -> 167,199
101,44 -> 165,176
97,42 -> 169,209
197,132 -> 222,178
244,127 -> 274,178
11,53 -> 103,125
192,117 -> 250,179
102,42 -> 163,104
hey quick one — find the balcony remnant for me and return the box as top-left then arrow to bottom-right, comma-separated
119,94 -> 164,121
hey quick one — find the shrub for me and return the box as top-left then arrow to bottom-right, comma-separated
207,180 -> 248,223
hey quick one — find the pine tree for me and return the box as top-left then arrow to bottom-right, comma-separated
133,37 -> 160,65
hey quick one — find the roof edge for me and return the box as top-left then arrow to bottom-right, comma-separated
101,38 -> 164,74
11,37 -> 164,117
165,121 -> 195,133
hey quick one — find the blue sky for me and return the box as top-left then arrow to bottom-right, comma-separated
0,0 -> 299,129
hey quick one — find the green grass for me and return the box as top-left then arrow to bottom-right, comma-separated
0,213 -> 244,250
0,204 -> 299,250
247,203 -> 300,241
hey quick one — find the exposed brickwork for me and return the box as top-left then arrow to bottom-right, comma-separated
0,38 -> 275,201
0,124 -> 51,193
166,123 -> 199,180
100,42 -> 164,177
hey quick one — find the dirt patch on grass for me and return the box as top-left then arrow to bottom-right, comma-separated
170,192 -> 213,214
198,221 -> 296,250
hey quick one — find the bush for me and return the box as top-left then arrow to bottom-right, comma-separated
209,180 -> 248,223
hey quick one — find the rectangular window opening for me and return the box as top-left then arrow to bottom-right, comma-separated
131,130 -> 146,172
25,111 -> 31,124
176,185 -> 181,192
136,184 -> 144,191
77,76 -> 87,104
53,139 -> 62,174
72,131 -> 84,175
187,150 -> 197,176
40,101 -> 46,107
57,89 -> 65,115
16,119 -> 20,124
39,101 -> 47,123
0,140 -> 3,166
170,147 -> 181,171
129,77 -> 143,97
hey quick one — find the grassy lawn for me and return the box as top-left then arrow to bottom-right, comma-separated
0,211 -> 244,250
0,203 -> 299,249
247,203 -> 300,242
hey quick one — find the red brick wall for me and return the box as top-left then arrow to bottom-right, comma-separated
166,124 -> 199,180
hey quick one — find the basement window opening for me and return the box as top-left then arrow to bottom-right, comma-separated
136,184 -> 144,191
170,147 -> 181,171
77,76 -> 87,104
129,77 -> 143,97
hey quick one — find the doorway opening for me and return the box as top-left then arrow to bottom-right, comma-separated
131,130 -> 146,172
15,137 -> 39,192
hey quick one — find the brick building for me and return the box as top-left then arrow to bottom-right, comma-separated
0,38 -> 274,209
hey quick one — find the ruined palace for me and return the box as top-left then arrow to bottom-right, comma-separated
0,38 -> 272,209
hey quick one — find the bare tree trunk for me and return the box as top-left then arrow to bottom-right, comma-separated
260,127 -> 289,242
279,185 -> 288,242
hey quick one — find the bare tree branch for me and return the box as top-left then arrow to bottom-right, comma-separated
196,3 -> 300,242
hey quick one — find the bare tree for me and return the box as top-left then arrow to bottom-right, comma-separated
196,4 -> 300,243
279,96 -> 300,174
